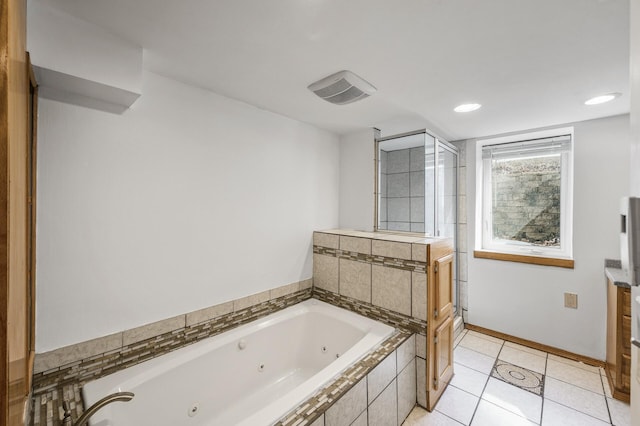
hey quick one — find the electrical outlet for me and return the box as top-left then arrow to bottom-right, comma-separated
564,292 -> 578,309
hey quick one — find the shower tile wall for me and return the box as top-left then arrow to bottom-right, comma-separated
380,146 -> 425,232
439,148 -> 457,239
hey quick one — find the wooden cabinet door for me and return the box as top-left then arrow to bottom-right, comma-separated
426,251 -> 455,411
429,315 -> 454,409
434,253 -> 454,321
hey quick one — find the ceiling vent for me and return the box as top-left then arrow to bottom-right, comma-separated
307,70 -> 376,105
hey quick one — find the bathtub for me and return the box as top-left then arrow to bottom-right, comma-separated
82,298 -> 395,426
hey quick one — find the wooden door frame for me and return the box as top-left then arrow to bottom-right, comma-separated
1,0 -> 10,418
26,51 -> 37,392
1,0 -> 34,423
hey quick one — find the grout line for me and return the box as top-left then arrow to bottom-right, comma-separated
545,398 -> 613,425
337,250 -> 340,296
540,347 -> 549,422
465,339 -> 504,425
431,408 -> 466,425
544,374 -> 607,397
600,373 -> 614,424
478,398 -> 538,425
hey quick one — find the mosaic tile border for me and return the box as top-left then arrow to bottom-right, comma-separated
313,287 -> 426,335
313,245 -> 427,273
275,330 -> 412,426
32,384 -> 83,426
32,288 -> 312,397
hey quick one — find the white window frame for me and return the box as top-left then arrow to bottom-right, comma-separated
475,127 -> 574,260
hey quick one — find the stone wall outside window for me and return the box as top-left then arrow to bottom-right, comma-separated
491,157 -> 561,246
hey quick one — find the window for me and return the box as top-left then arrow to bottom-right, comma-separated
475,128 -> 574,266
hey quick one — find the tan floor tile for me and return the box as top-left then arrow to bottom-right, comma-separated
607,396 -> 631,426
544,377 -> 609,422
482,378 -> 542,423
547,353 -> 601,374
545,359 -> 604,394
450,363 -> 489,397
471,400 -> 537,426
503,341 -> 547,358
541,399 -> 610,426
459,334 -> 502,358
465,330 -> 504,345
497,346 -> 546,374
435,384 -> 479,425
402,406 -> 463,425
454,346 -> 496,375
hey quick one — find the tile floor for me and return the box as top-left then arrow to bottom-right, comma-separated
403,329 -> 631,426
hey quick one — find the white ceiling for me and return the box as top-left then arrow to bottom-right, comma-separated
39,0 -> 630,141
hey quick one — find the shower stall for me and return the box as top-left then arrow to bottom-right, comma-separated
375,129 -> 459,315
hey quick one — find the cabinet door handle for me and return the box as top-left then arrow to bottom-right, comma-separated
632,338 -> 640,349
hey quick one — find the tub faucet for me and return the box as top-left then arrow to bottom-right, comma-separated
62,391 -> 134,426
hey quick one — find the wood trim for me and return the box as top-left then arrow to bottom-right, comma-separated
465,323 -> 605,368
26,51 -> 37,391
1,0 -> 9,420
605,365 -> 630,403
2,0 -> 31,423
473,250 -> 575,269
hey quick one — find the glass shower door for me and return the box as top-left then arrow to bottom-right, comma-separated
376,131 -> 460,316
424,134 -> 436,236
437,143 -> 458,315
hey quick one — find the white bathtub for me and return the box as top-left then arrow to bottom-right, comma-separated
82,299 -> 395,426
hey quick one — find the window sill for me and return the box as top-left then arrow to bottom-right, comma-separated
473,250 -> 574,269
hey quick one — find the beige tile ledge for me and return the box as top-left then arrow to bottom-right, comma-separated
340,235 -> 372,254
34,278 -> 312,374
34,332 -> 123,374
372,239 -> 411,260
186,301 -> 234,327
122,314 -> 186,346
315,229 -> 449,245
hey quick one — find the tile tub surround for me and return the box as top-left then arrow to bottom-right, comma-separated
30,280 -> 312,410
276,332 -> 416,426
31,229 -> 449,425
313,287 -> 425,335
313,230 -> 453,325
33,331 -> 414,426
312,287 -> 428,409
313,230 -> 454,411
29,284 -> 421,426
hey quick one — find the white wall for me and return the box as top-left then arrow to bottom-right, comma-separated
338,129 -> 376,230
632,0 -> 640,196
465,115 -> 630,359
36,71 -> 340,352
27,1 -> 142,94
628,1 -> 640,422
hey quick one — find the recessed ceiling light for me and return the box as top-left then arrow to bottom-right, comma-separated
584,93 -> 621,105
454,103 -> 482,113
